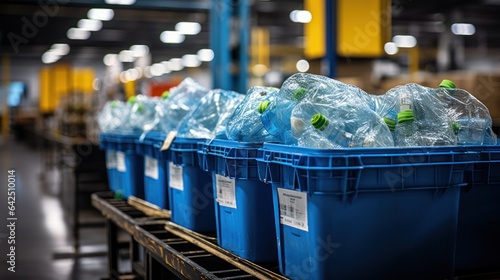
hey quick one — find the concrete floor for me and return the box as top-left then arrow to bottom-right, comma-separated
0,137 -> 109,280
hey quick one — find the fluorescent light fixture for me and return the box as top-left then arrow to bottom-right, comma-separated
175,22 -> 201,35
169,58 -> 183,71
130,45 -> 149,57
393,35 -> 417,48
67,28 -> 90,40
296,59 -> 309,72
50,44 -> 70,56
182,54 -> 201,68
161,61 -> 172,73
88,8 -> 114,21
119,50 -> 134,62
119,71 -> 128,83
384,42 -> 398,55
134,67 -> 143,78
451,23 -> 476,35
126,68 -> 140,81
197,49 -> 214,62
103,54 -> 118,66
160,31 -> 185,44
42,51 -> 60,64
290,10 -> 312,23
105,0 -> 136,5
77,19 -> 103,31
151,63 -> 165,77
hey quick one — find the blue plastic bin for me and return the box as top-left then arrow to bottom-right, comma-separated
99,136 -> 119,192
135,132 -> 170,209
257,144 -> 477,280
455,142 -> 500,271
168,137 -> 215,233
99,132 -> 144,199
198,139 -> 277,263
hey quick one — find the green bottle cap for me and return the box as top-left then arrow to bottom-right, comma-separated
439,79 -> 456,89
292,87 -> 307,102
114,191 -> 124,200
127,96 -> 136,104
111,101 -> 117,108
452,121 -> 460,135
398,110 -> 414,123
258,100 -> 270,114
311,113 -> 329,131
136,104 -> 143,112
162,91 -> 170,99
383,117 -> 396,131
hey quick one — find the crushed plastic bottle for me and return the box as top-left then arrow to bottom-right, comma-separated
176,89 -> 245,139
390,83 -> 457,146
435,79 -> 497,145
291,93 -> 394,149
97,100 -> 131,132
226,86 -> 280,142
128,95 -> 160,132
155,78 -> 209,133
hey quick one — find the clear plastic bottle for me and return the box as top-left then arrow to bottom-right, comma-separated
97,100 -> 131,132
226,86 -> 280,142
310,113 -> 353,148
436,79 -> 497,145
128,95 -> 159,132
156,78 -> 209,133
395,110 -> 419,147
176,89 -> 244,139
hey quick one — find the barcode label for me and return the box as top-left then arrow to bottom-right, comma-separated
116,151 -> 126,172
215,174 -> 236,209
145,156 -> 159,180
169,162 -> 184,191
277,188 -> 308,231
106,151 -> 117,169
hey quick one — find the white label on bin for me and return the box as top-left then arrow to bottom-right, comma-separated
161,131 -> 177,151
215,174 -> 236,209
145,156 -> 159,180
106,151 -> 117,169
169,162 -> 184,191
277,188 -> 308,232
116,151 -> 126,172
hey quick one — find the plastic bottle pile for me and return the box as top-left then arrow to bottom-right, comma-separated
98,74 -> 497,147
97,78 -> 244,139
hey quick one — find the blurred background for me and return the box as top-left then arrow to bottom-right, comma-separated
0,0 -> 500,279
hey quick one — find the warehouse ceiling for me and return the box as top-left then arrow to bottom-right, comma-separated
0,0 -> 499,65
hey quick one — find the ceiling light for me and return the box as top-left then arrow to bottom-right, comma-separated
252,64 -> 268,77
169,58 -> 183,71
134,67 -> 143,78
50,44 -> 70,56
392,35 -> 417,48
151,63 -> 165,77
77,19 -> 102,31
119,50 -> 134,62
88,8 -> 114,21
161,61 -> 172,73
130,45 -> 149,57
290,10 -> 312,23
384,42 -> 398,55
103,54 -> 118,66
296,59 -> 309,72
119,71 -> 128,83
451,23 -> 476,36
160,31 -> 185,44
105,0 -> 136,5
197,49 -> 214,62
175,22 -> 201,35
182,54 -> 201,67
126,68 -> 140,81
67,28 -> 90,40
42,51 -> 60,64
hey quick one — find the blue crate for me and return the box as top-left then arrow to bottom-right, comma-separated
136,132 -> 170,210
99,135 -> 119,192
257,144 -> 477,280
168,137 -> 215,233
455,142 -> 500,271
99,132 -> 144,199
198,139 -> 277,263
